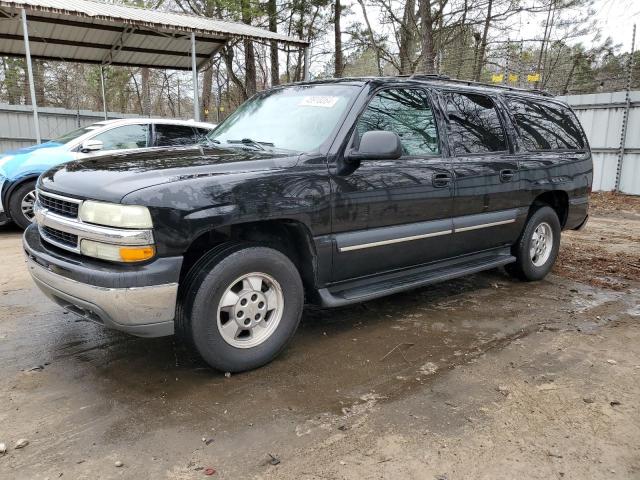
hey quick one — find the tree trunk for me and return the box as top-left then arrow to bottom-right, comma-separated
357,0 -> 383,76
33,60 -> 45,105
399,0 -> 416,74
334,0 -> 343,77
22,59 -> 31,105
268,0 -> 279,86
222,46 -> 247,101
563,53 -> 579,94
420,0 -> 436,74
242,0 -> 257,97
141,67 -> 151,116
536,0 -> 554,87
201,62 -> 213,121
473,0 -> 493,82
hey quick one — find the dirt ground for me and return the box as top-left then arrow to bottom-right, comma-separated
0,193 -> 638,480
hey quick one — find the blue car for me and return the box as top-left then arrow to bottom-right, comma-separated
0,118 -> 217,229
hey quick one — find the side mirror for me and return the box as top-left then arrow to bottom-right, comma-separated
80,139 -> 103,153
346,130 -> 402,162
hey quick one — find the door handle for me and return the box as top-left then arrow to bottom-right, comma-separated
500,169 -> 515,182
433,173 -> 452,188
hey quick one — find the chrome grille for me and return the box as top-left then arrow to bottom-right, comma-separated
38,192 -> 80,218
34,189 -> 154,256
42,226 -> 78,248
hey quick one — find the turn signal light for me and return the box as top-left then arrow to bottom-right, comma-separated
80,239 -> 155,263
119,246 -> 156,262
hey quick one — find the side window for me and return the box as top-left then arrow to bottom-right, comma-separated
444,92 -> 507,155
507,98 -> 585,151
356,88 -> 439,156
92,124 -> 149,150
155,124 -> 198,147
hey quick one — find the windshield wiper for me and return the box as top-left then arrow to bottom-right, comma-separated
226,138 -> 274,150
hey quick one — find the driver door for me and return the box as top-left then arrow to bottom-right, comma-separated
330,87 -> 453,282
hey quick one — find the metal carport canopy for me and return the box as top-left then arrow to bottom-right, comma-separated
0,0 -> 309,69
0,0 -> 310,140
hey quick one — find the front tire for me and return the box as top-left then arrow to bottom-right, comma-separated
8,180 -> 37,230
181,244 -> 304,373
507,206 -> 561,281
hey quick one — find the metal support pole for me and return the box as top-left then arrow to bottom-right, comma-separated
191,32 -> 200,121
616,23 -> 636,192
21,9 -> 41,144
100,66 -> 108,120
303,46 -> 310,81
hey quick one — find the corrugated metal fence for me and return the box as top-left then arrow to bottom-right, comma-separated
0,104 -> 136,152
558,91 -> 640,195
1,91 -> 639,194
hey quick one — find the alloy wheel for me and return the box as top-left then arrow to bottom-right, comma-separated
216,272 -> 284,349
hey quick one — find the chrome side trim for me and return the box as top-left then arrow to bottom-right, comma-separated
338,209 -> 520,252
34,202 -> 153,253
339,229 -> 452,252
454,218 -> 516,233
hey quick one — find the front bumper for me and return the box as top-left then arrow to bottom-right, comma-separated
23,225 -> 182,337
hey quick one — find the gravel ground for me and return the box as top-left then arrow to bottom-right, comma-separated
0,194 -> 638,480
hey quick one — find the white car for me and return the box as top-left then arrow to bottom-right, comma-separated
0,118 -> 217,229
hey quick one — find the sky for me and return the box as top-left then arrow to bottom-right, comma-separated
591,0 -> 640,51
342,0 -> 640,55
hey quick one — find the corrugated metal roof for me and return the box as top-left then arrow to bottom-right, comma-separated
0,0 -> 308,70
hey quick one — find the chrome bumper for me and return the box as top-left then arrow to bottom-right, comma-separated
26,254 -> 177,337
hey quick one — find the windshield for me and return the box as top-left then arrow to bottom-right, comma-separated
207,84 -> 359,153
52,125 -> 100,144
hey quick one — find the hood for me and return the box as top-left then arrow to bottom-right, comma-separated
38,145 -> 298,202
0,142 -> 73,181
2,141 -> 65,157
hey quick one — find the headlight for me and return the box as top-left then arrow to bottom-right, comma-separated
79,201 -> 153,229
80,239 -> 155,263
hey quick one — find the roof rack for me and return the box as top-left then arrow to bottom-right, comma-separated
408,74 -> 451,80
406,74 -> 552,97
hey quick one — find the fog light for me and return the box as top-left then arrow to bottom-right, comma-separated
81,240 -> 155,263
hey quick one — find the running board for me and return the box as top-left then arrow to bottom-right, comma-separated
318,249 -> 515,307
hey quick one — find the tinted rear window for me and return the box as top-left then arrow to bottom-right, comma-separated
155,124 -> 197,147
507,98 -> 585,151
444,92 -> 507,155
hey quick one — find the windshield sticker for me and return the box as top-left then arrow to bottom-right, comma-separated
298,96 -> 340,108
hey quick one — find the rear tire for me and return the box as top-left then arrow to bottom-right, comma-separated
179,244 -> 304,373
507,206 -> 561,281
8,180 -> 37,230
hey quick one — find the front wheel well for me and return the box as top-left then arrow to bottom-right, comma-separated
4,176 -> 38,213
180,220 -> 318,300
531,191 -> 569,228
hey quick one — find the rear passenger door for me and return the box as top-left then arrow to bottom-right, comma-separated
504,97 -> 591,211
330,87 -> 453,281
153,124 -> 199,147
442,91 -> 523,256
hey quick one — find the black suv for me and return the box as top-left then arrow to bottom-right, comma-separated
24,76 -> 592,372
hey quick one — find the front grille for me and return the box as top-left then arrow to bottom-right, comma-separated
42,226 -> 78,248
38,193 -> 79,218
